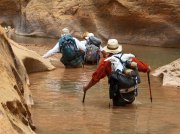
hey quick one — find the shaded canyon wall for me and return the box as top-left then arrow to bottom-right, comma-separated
0,0 -> 179,47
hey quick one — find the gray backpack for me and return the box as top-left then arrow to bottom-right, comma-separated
88,36 -> 101,48
84,36 -> 101,64
84,45 -> 100,64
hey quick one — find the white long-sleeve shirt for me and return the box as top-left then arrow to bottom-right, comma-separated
43,37 -> 86,58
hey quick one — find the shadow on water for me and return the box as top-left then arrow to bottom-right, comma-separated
13,36 -> 180,134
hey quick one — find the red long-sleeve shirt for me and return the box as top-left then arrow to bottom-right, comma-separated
91,57 -> 149,84
131,57 -> 150,73
91,58 -> 112,83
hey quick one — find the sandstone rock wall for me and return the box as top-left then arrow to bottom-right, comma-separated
0,26 -> 55,133
0,0 -> 179,47
152,58 -> 180,88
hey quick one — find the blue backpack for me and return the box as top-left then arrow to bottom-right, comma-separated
59,35 -> 84,67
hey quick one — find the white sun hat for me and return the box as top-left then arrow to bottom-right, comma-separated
85,32 -> 94,40
103,39 -> 122,54
61,28 -> 70,36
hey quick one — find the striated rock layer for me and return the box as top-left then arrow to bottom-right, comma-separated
0,0 -> 179,47
0,25 -> 55,133
152,58 -> 180,88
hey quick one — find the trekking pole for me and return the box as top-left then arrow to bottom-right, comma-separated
109,99 -> 111,109
82,91 -> 86,103
82,57 -> 85,68
147,72 -> 152,103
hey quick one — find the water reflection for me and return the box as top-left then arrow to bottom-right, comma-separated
59,68 -> 88,92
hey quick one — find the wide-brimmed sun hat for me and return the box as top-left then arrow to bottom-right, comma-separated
103,39 -> 122,54
82,32 -> 94,40
61,28 -> 70,36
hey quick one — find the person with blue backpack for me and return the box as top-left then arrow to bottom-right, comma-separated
42,28 -> 86,68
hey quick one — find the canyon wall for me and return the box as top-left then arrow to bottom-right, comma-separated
0,0 -> 179,47
152,58 -> 180,88
0,26 -> 55,133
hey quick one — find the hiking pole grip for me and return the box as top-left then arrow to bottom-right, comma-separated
147,72 -> 152,103
82,91 -> 86,103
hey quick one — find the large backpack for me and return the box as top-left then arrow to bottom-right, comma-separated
59,35 -> 83,67
108,69 -> 140,106
88,36 -> 101,48
107,54 -> 140,105
84,36 -> 101,64
84,45 -> 100,64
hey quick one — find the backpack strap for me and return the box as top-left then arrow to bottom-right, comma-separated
114,53 -> 123,64
114,53 -> 126,70
59,36 -> 67,52
59,35 -> 77,52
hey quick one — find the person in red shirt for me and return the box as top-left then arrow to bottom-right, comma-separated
83,39 -> 151,106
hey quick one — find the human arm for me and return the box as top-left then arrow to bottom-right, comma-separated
131,57 -> 151,73
120,54 -> 151,72
83,59 -> 112,92
83,79 -> 97,93
100,45 -> 107,58
74,37 -> 86,52
42,42 -> 60,58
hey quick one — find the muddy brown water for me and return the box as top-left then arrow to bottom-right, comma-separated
13,35 -> 180,134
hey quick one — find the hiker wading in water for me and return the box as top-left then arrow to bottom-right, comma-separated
42,28 -> 86,68
83,39 -> 151,106
81,32 -> 107,59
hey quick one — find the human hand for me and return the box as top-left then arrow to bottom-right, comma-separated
42,55 -> 48,59
83,86 -> 88,93
102,50 -> 107,58
148,66 -> 151,73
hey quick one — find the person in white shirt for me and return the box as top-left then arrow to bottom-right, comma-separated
42,28 -> 86,59
43,28 -> 86,68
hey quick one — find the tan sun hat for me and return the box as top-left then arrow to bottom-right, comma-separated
103,39 -> 122,54
82,32 -> 94,39
61,27 -> 70,36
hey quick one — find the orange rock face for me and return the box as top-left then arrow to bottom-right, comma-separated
0,25 -> 55,133
152,58 -> 180,88
0,0 -> 179,47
